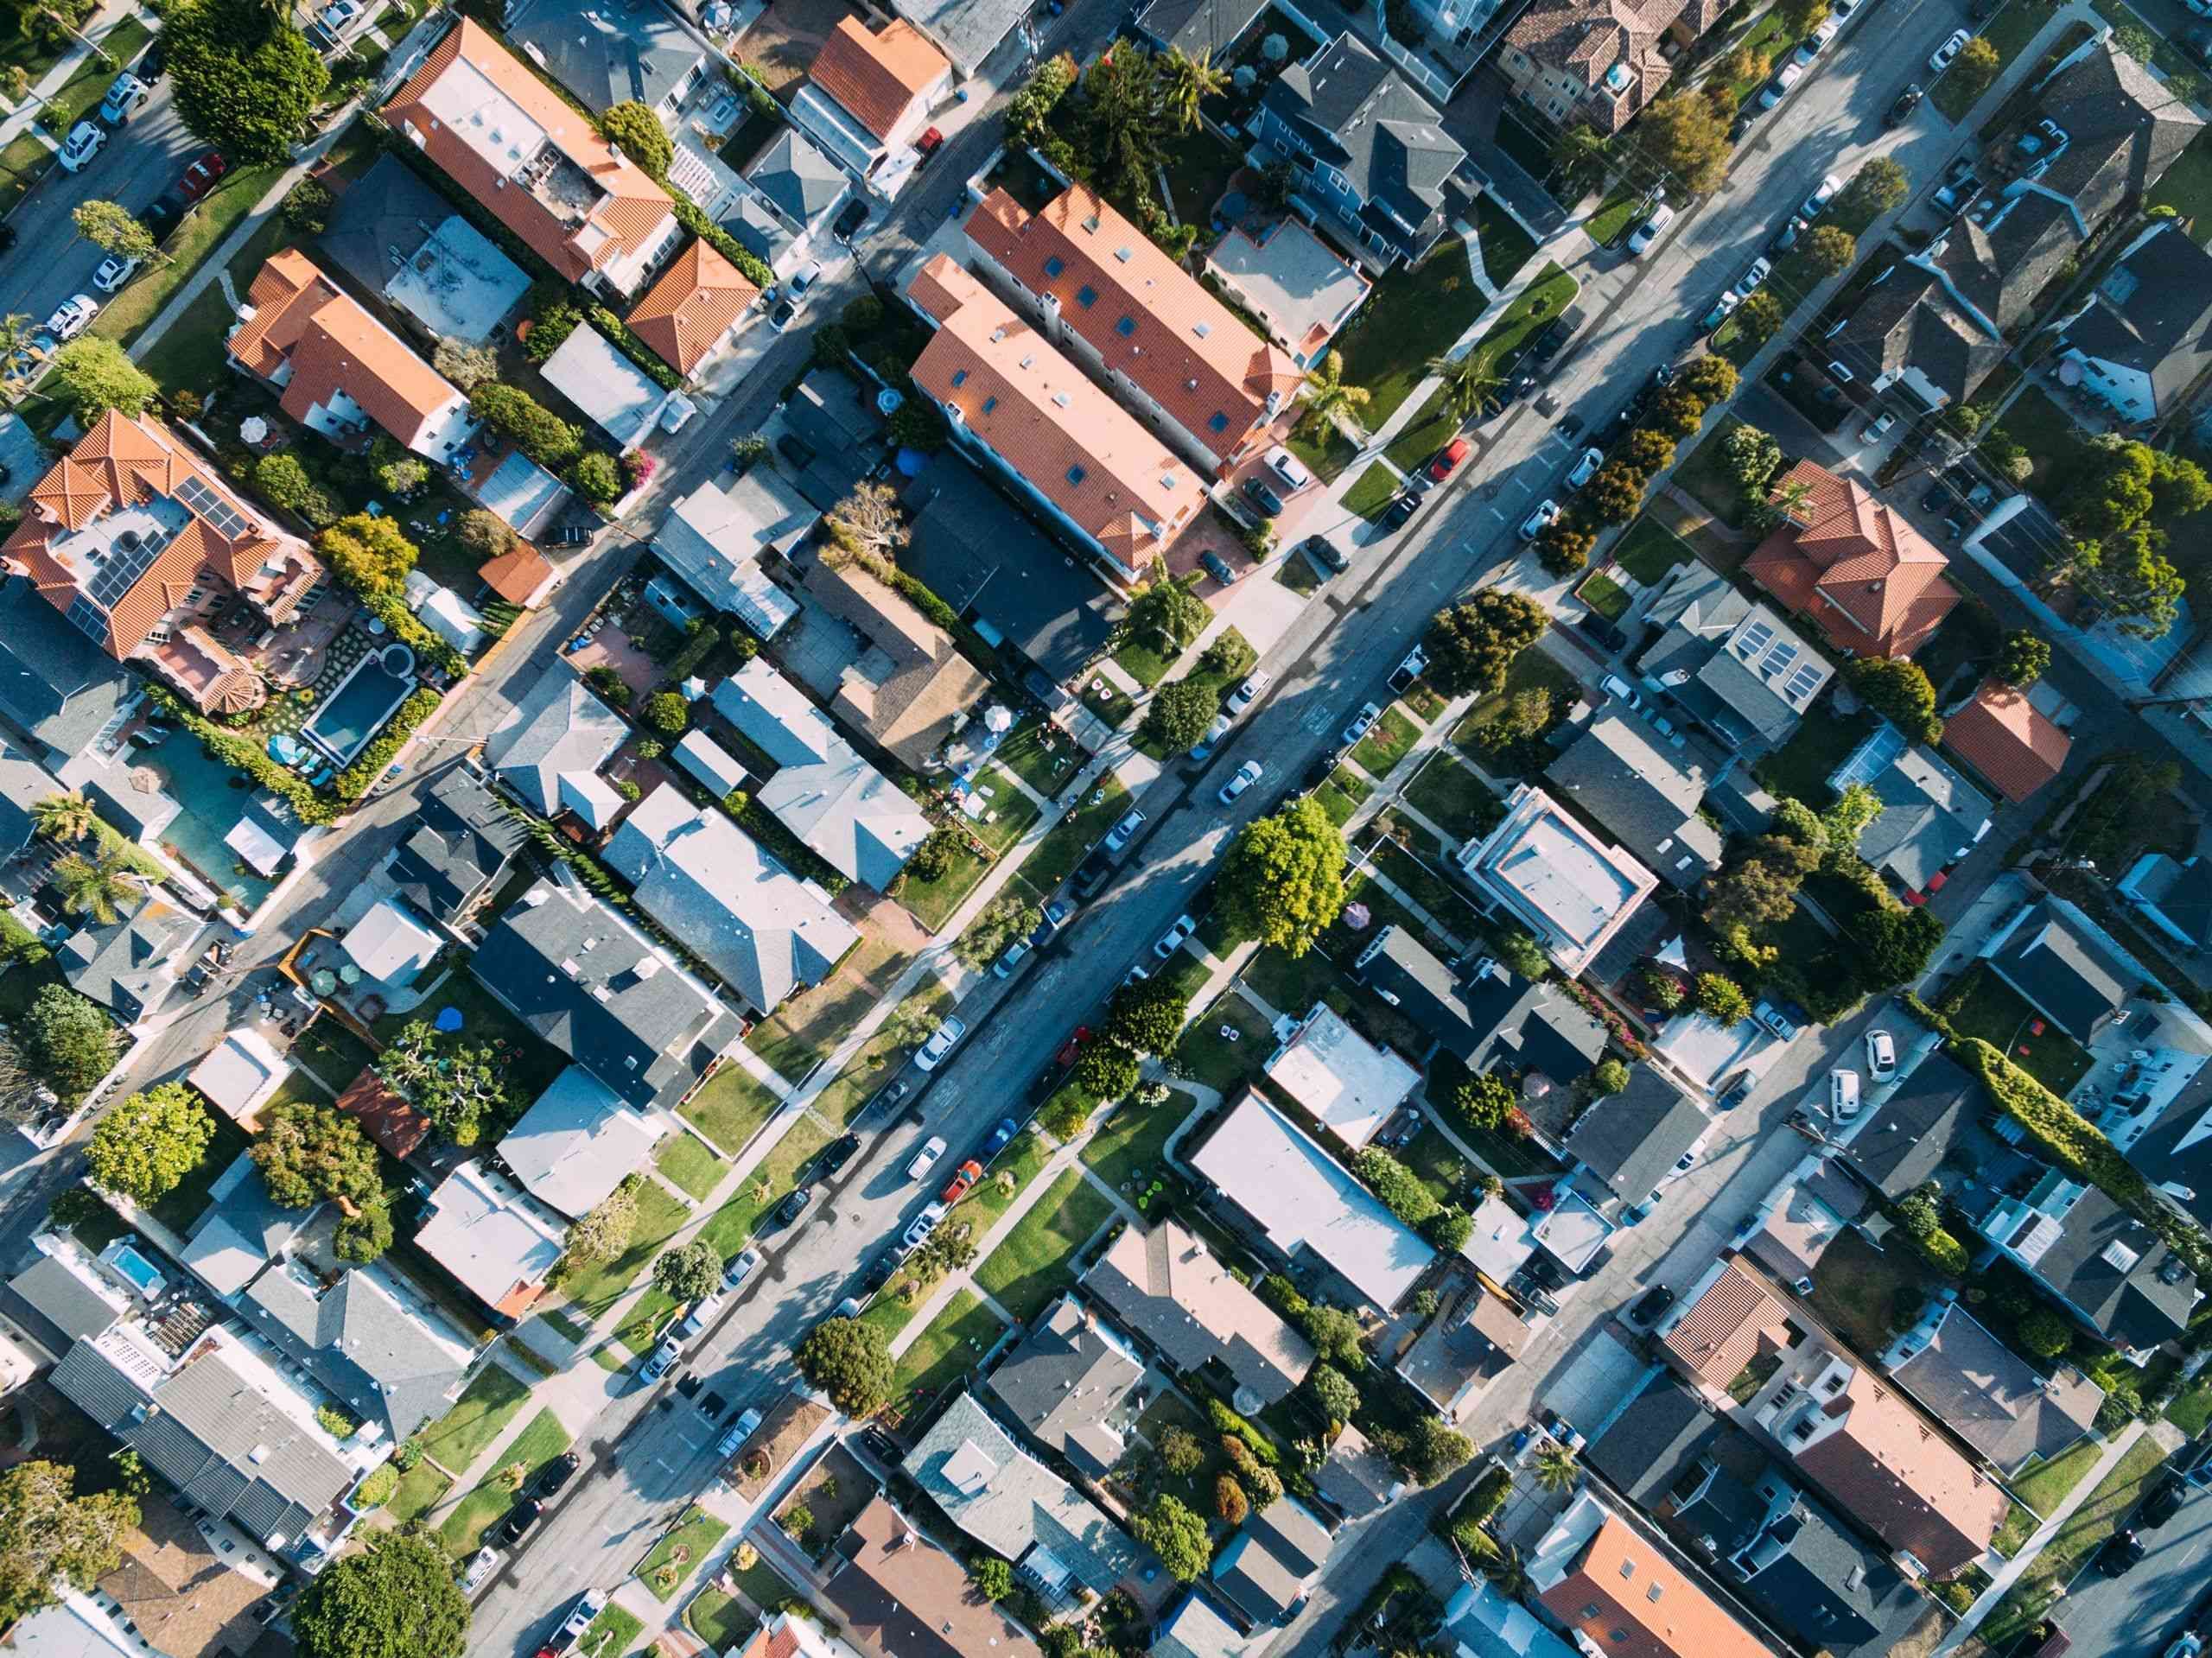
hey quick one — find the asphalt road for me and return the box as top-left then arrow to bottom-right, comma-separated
2048,1461 -> 2212,1658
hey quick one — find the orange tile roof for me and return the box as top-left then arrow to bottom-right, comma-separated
811,17 -> 948,141
480,541 -> 556,607
626,238 -> 760,373
1794,1368 -> 2008,1577
383,19 -> 676,286
906,254 -> 1200,573
964,186 -> 1304,462
1660,1261 -> 1797,1390
1537,1514 -> 1777,1658
1942,678 -> 2072,802
1744,460 -> 1959,657
334,1067 -> 433,1161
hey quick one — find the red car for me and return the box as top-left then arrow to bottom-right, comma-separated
915,126 -> 944,168
1427,436 -> 1471,482
176,150 -> 227,204
939,1159 -> 984,1204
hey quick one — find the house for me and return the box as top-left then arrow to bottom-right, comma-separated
708,659 -> 932,886
1566,1067 -> 1711,1212
1187,1089 -> 1434,1312
1154,1591 -> 1270,1658
1254,34 -> 1465,268
800,556 -> 989,770
905,254 -> 1202,577
818,1494 -> 1045,1658
472,877 -> 743,1114
1530,1492 -> 1776,1658
1981,893 -> 2137,1040
1205,218 -> 1373,370
2118,849 -> 2212,952
459,442 -> 573,541
1848,740 -> 1992,895
415,1159 -> 568,1320
185,1030 -> 287,1127
383,19 -> 681,298
1261,1001 -> 1420,1147
0,744 -> 60,865
1979,1173 -> 2198,1360
604,783 -> 859,1013
338,895 -> 444,989
483,662 -> 628,824
962,185 -> 1303,473
1835,1051 -> 1978,1201
782,369 -> 889,509
1,411 -> 321,715
1744,461 -> 1959,660
9,1241 -> 131,1348
1826,262 -> 2007,414
499,1063 -> 669,1217
479,540 -> 563,610
1498,0 -> 1728,133
0,575 -> 137,768
84,1496 -> 280,1658
385,765 -> 527,930
1438,1580 -> 1580,1658
315,152 -> 531,346
227,251 -> 478,464
984,1293 -> 1141,1474
1548,712 -> 1724,888
674,730 -> 747,797
405,573 -> 488,657
60,895 -> 193,1026
626,239 -> 761,376
1634,564 -> 1832,759
886,0 -> 1027,78
746,127 -> 850,238
905,1390 -> 1149,1604
540,327 -> 685,452
793,17 -> 951,197
1315,1423 -> 1400,1521
502,0 -> 711,120
1210,1498 -> 1334,1629
1883,1301 -> 2101,1474
1457,785 -> 1658,978
1398,1283 -> 1531,1420
1079,1219 -> 1314,1408
653,469 -> 809,639
1131,0 -> 1269,59
1942,678 -> 2072,803
1355,929 -> 1606,1083
2053,219 -> 2212,424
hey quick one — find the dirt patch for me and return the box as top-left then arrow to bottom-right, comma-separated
768,1443 -> 876,1561
730,1393 -> 833,1502
733,0 -> 869,92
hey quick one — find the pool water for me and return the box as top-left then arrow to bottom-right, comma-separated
106,1242 -> 165,1295
303,645 -> 417,766
138,731 -> 276,914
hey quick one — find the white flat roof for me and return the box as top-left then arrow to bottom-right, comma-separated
1462,1192 -> 1537,1286
1205,219 -> 1371,361
1263,1003 -> 1418,1149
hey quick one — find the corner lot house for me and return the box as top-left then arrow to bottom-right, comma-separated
794,17 -> 951,197
1745,461 -> 1959,660
1500,0 -> 1728,132
1458,785 -> 1658,977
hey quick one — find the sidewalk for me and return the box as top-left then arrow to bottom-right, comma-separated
0,0 -> 139,148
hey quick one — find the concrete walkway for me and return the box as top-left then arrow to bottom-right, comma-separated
0,0 -> 140,145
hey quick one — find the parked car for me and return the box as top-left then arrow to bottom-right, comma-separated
714,1408 -> 764,1458
1341,702 -> 1382,745
1217,759 -> 1262,804
176,150 -> 228,202
1599,673 -> 1643,709
1756,61 -> 1804,108
834,198 -> 869,238
1885,83 -> 1924,124
534,1452 -> 581,1497
1861,410 -> 1897,442
2142,1473 -> 2188,1527
1199,549 -> 1238,586
907,1135 -> 948,1183
1242,476 -> 1286,518
1700,289 -> 1742,332
2185,22 -> 2212,66
536,1588 -> 608,1658
1626,201 -> 1675,254
97,72 -> 149,124
44,295 -> 96,341
1381,492 -> 1418,529
899,1202 -> 948,1253
817,1133 -> 861,1178
1155,913 -> 1198,956
2098,1528 -> 2147,1576
1227,671 -> 1271,715
992,937 -> 1032,978
939,1159 -> 984,1204
1754,1000 -> 1797,1039
318,0 -> 364,35
1865,1027 -> 1897,1081
141,195 -> 183,244
1827,1067 -> 1862,1121
767,296 -> 799,331
1388,646 -> 1427,693
915,1016 -> 968,1072
787,258 -> 825,297
1301,533 -> 1349,572
1028,898 -> 1072,941
1629,1286 -> 1675,1326
772,1185 -> 812,1225
1526,304 -> 1586,365
1265,446 -> 1313,491
721,1245 -> 763,1291
1801,174 -> 1843,219
1929,27 -> 1969,72
1071,848 -> 1115,899
92,254 -> 140,294
1427,436 -> 1471,481
1730,257 -> 1773,301
979,1116 -> 1019,1159
1770,214 -> 1807,254
1104,808 -> 1146,851
1190,711 -> 1233,760
1791,17 -> 1838,64
858,1251 -> 898,1295
57,121 -> 105,172
1519,499 -> 1561,540
494,1499 -> 543,1546
2016,117 -> 2067,158
460,1547 -> 502,1592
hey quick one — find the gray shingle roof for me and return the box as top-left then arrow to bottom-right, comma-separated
0,575 -> 134,761
49,1335 -> 151,1426
58,898 -> 191,1024
2019,1185 -> 2196,1349
1078,1221 -> 1313,1407
10,1254 -> 124,1345
1839,1051 -> 1979,1200
386,765 -> 527,923
983,1296 -> 1141,1474
241,1263 -> 470,1442
2061,223 -> 2212,415
484,663 -> 626,816
1261,35 -> 1463,251
1587,1373 -> 1729,1510
746,129 -> 846,226
1564,1065 -> 1707,1204
1547,713 -> 1722,888
1988,896 -> 2134,1039
505,0 -> 708,113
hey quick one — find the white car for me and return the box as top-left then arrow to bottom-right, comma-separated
549,1589 -> 608,1648
1700,289 -> 1743,332
1519,499 -> 1560,540
1217,759 -> 1262,804
906,1135 -> 947,1183
1929,27 -> 1970,72
1756,60 -> 1804,109
45,295 -> 97,341
1565,447 -> 1603,489
1801,174 -> 1843,219
721,1246 -> 763,1290
673,1290 -> 726,1340
1792,17 -> 1839,63
92,254 -> 139,294
1599,673 -> 1643,709
1865,1027 -> 1897,1082
787,258 -> 826,297
1827,1067 -> 1862,1121
639,1335 -> 682,1384
1341,702 -> 1381,745
991,937 -> 1032,979
1265,446 -> 1313,491
1104,807 -> 1145,851
1730,257 -> 1773,301
899,1201 -> 947,1253
1190,712 -> 1233,759
318,0 -> 362,33
57,121 -> 105,172
1861,410 -> 1898,443
1226,670 -> 1271,716
460,1547 -> 502,1592
914,1016 -> 967,1072
1626,202 -> 1676,254
715,1407 -> 764,1458
1154,913 -> 1198,956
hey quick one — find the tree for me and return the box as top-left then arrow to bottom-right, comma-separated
1705,835 -> 1821,933
1631,92 -> 1731,193
2151,448 -> 2212,519
1402,1418 -> 1473,1485
1306,1363 -> 1361,1423
902,830 -> 957,885
652,1240 -> 722,1302
1715,43 -> 1771,88
1850,905 -> 1945,988
1896,1187 -> 1942,1238
253,452 -> 335,526
454,506 -> 517,557
52,336 -> 156,420
1733,288 -> 1787,347
30,791 -> 94,843
70,200 -> 155,263
1819,781 -> 1883,853
970,1555 -> 1014,1602
2078,525 -> 2185,638
2016,1306 -> 2075,1358
1647,386 -> 1708,439
1217,796 -> 1344,957
1352,1147 -> 1439,1225
1300,349 -> 1370,435
163,0 -> 329,164
1121,568 -> 1211,658
1159,1426 -> 1205,1475
569,451 -> 621,505
1843,156 -> 1910,221
1423,1205 -> 1472,1251
1422,591 -> 1548,696
469,384 -> 581,469
1535,518 -> 1597,576
293,1532 -> 467,1658
1300,1302 -> 1365,1368
1639,964 -> 1686,1013
1949,35 -> 2001,102
1621,428 -> 1675,475
1076,41 -> 1172,209
377,455 -> 429,497
1548,122 -> 1611,195
1589,1057 -> 1630,1096
1722,422 -> 1783,494
1849,657 -> 1942,743
1141,677 -> 1220,753
564,1179 -> 639,1267
1993,628 -> 2051,688
281,177 -> 332,234
1430,350 -> 1503,422
640,690 -> 690,737
251,1100 -> 385,1226
885,994 -> 946,1051
1535,1445 -> 1580,1493
1244,1463 -> 1283,1509
796,1316 -> 893,1413
1582,461 -> 1647,524
1158,45 -> 1227,130
21,986 -> 114,1100
1696,973 -> 1751,1025
1071,1039 -> 1141,1102
825,479 -> 910,563
1131,1494 -> 1211,1581
0,1461 -> 137,1628
1215,1473 -> 1248,1525
434,338 -> 499,392
599,99 -> 671,177
1453,1070 -> 1518,1131
1801,223 -> 1857,277
1779,0 -> 1829,28
86,1082 -> 212,1203
1104,975 -> 1188,1055
1677,355 -> 1738,404
375,1023 -> 525,1147
316,513 -> 418,596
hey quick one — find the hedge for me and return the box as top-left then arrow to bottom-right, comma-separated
665,620 -> 721,683
588,305 -> 683,391
334,686 -> 442,800
146,687 -> 339,825
360,589 -> 468,677
1350,1147 -> 1440,1228
670,198 -> 774,292
1912,1225 -> 1970,1275
0,909 -> 48,964
1205,1396 -> 1280,1465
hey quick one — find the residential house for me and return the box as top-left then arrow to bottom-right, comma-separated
539,326 -> 685,452
1131,0 -> 1269,59
1847,740 -> 1992,896
781,369 -> 889,508
747,128 -> 850,241
653,468 -> 809,639
2053,219 -> 2212,424
1745,461 -> 1959,660
1744,1171 -> 1864,1289
962,185 -> 1303,474
59,895 -> 193,1027
1529,1492 -> 1777,1658
905,1390 -> 1150,1604
0,740 -> 61,864
1826,260 -> 2008,413
482,661 -> 628,827
1355,928 -> 1607,1080
1315,1424 -> 1400,1521
383,19 -> 682,298
471,876 -> 744,1115
1437,1580 -> 1580,1658
1254,34 -> 1465,268
626,239 -> 761,376
185,1031 -> 289,1127
337,896 -> 444,991
1154,1591 -> 1270,1658
414,1159 -> 568,1321
458,441 -> 573,541
83,1496 -> 281,1658
502,0 -> 711,121
1981,893 -> 2142,1041
818,1494 -> 1046,1658
0,575 -> 137,769
385,765 -> 528,932
9,1239 -> 131,1349
1398,1282 -> 1531,1420
1979,1172 -> 2198,1360
1211,1498 -> 1334,1629
984,1294 -> 1141,1475
709,659 -> 932,886
1261,1001 -> 1420,1148
800,556 -> 989,770
1187,1089 -> 1434,1312
1548,711 -> 1723,888
603,783 -> 859,1014
227,251 -> 478,464
315,153 -> 531,346
1882,1301 -> 2101,1474
1079,1219 -> 1314,1408
793,17 -> 951,198
1566,1066 -> 1712,1212
1499,0 -> 1729,134
1205,218 -> 1372,371
1942,678 -> 2072,803
1834,1051 -> 1979,1202
905,253 -> 1203,577
0,411 -> 321,716
884,0 -> 1028,79
2118,848 -> 2212,953
499,1063 -> 669,1218
1457,785 -> 1659,978
1633,564 -> 1833,759
479,539 -> 563,610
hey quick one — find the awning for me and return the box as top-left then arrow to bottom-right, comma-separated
225,814 -> 289,876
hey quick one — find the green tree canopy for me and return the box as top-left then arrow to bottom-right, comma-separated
652,1240 -> 722,1302
1849,904 -> 1945,988
1103,975 -> 1188,1055
1848,657 -> 1942,744
1217,795 -> 1345,957
250,1102 -> 391,1260
293,1531 -> 467,1658
1841,156 -> 1910,219
563,1178 -> 639,1267
0,1461 -> 137,1628
795,1316 -> 893,1414
71,200 -> 155,262
1949,35 -> 2001,101
1130,1493 -> 1211,1581
1996,630 -> 2051,688
52,336 -> 156,421
1631,92 -> 1730,192
315,514 -> 419,596
1800,224 -> 1857,277
1141,677 -> 1220,753
469,384 -> 581,469
1422,590 -> 1548,696
599,100 -> 672,177
1453,1070 -> 1518,1130
22,985 -> 115,1101
1695,972 -> 1751,1026
163,0 -> 329,165
86,1082 -> 213,1203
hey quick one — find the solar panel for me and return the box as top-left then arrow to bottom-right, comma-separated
66,594 -> 106,643
1733,619 -> 1775,661
1759,640 -> 1799,677
175,475 -> 252,543
1783,662 -> 1824,702
87,530 -> 163,607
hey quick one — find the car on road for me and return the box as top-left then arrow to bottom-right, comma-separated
1827,1067 -> 1862,1121
1520,499 -> 1561,540
1027,897 -> 1071,943
1801,174 -> 1842,219
939,1159 -> 984,1203
57,121 -> 105,172
864,1078 -> 910,1121
899,1202 -> 947,1253
98,72 -> 149,125
1104,807 -> 1146,851
1929,28 -> 1969,73
1885,83 -> 1924,124
460,1547 -> 502,1591
772,1185 -> 813,1225
1265,447 -> 1312,491
715,1407 -> 764,1458
1227,671 -> 1271,715
768,296 -> 798,331
1155,913 -> 1198,956
1527,304 -> 1586,365
1427,436 -> 1471,481
1300,532 -> 1349,572
1071,848 -> 1115,899
1628,1286 -> 1675,1326
1700,289 -> 1741,332
1388,646 -> 1427,693
536,1588 -> 608,1658
721,1245 -> 763,1290
176,150 -> 228,202
1756,61 -> 1804,108
1729,109 -> 1757,143
1191,711 -> 1233,759
1199,549 -> 1239,586
535,1452 -> 581,1498
817,1133 -> 861,1178
2098,1528 -> 2147,1575
907,1136 -> 947,1182
1626,202 -> 1675,254
991,937 -> 1032,978
1865,1027 -> 1897,1081
1793,16 -> 1839,60
980,1116 -> 1019,1159
45,296 -> 96,341
1218,759 -> 1262,804
2186,23 -> 2212,66
1599,673 -> 1643,708
1381,491 -> 1418,529
92,255 -> 140,293
1770,213 -> 1806,254
1562,446 -> 1604,491
834,198 -> 869,238
1341,702 -> 1382,745
1716,1072 -> 1754,1110
1934,156 -> 1980,212
859,1251 -> 898,1295
495,1498 -> 544,1547
2141,1472 -> 2188,1527
915,1016 -> 967,1072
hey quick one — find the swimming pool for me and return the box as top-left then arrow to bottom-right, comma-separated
303,645 -> 417,767
103,1241 -> 166,1299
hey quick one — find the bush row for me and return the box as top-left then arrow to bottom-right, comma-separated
334,686 -> 442,801
722,788 -> 849,894
588,304 -> 682,391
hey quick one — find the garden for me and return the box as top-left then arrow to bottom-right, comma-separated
636,1505 -> 728,1602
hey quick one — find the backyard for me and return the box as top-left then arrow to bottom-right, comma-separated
1940,963 -> 2094,1096
1751,699 -> 1876,805
1802,1229 -> 1934,1357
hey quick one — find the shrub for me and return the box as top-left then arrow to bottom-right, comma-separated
569,451 -> 623,505
640,690 -> 690,736
252,453 -> 337,527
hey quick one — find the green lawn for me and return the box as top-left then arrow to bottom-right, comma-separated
1160,124 -> 1242,226
1579,570 -> 1631,621
1673,415 -> 1754,530
890,1288 -> 1007,1401
746,975 -> 872,1087
133,282 -> 237,400
1313,764 -> 1372,829
1368,835 -> 1485,942
897,839 -> 990,933
437,1410 -> 571,1556
2165,1373 -> 2212,1438
2150,127 -> 2212,240
385,1460 -> 452,1525
1988,384 -> 2086,492
678,1063 -> 784,1154
2010,1438 -> 2106,1521
1587,184 -> 1642,247
1403,753 -> 1503,846
418,1365 -> 532,1474
1613,518 -> 1694,585
1933,3 -> 2047,119
40,17 -> 151,130
1173,989 -> 1278,1089
969,764 -> 1042,854
556,1177 -> 691,1319
635,1505 -> 728,1602
654,1132 -> 725,1203
1344,461 -> 1403,521
1401,1123 -> 1473,1205
576,1604 -> 642,1658
613,1286 -> 679,1361
1350,705 -> 1421,778
812,984 -> 952,1126
973,1167 -> 1116,1324
1801,1229 -> 1933,1357
1242,945 -> 1341,1022
1285,417 -> 1360,483
1983,1436 -> 2171,1647
1021,771 -> 1129,892
292,1017 -> 375,1087
1383,387 -> 1461,476
1942,964 -> 2094,1096
91,162 -> 283,349
1084,1089 -> 1192,1195
1751,699 -> 1875,805
1465,264 -> 1578,383
1332,237 -> 1490,427
696,1116 -> 834,1261
1427,1053 -> 1566,1178
1472,193 -> 1536,287
0,129 -> 50,218
997,720 -> 1086,800
690,1585 -> 784,1650
1456,645 -> 1576,749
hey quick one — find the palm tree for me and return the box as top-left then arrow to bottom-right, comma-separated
0,312 -> 35,403
1753,476 -> 1815,530
51,848 -> 141,926
1484,1543 -> 1530,1598
1535,1444 -> 1580,1494
1431,352 -> 1504,422
1549,123 -> 1611,195
1300,350 -> 1370,437
1158,46 -> 1227,131
30,791 -> 95,844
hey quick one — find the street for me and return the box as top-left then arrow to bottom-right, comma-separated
2046,1461 -> 2212,1658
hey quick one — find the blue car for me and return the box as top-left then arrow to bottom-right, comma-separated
980,1116 -> 1019,1160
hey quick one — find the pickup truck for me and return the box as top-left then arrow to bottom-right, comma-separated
1387,646 -> 1427,695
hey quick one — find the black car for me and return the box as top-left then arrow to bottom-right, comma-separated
2185,23 -> 2212,67
136,43 -> 163,79
535,1453 -> 581,1497
817,1134 -> 861,1178
2098,1528 -> 2147,1575
1071,848 -> 1115,899
494,1499 -> 543,1547
1304,746 -> 1344,789
1301,533 -> 1349,572
1885,84 -> 1924,126
2141,1474 -> 2188,1528
1556,412 -> 1586,441
859,1252 -> 898,1295
1576,613 -> 1627,653
773,1186 -> 813,1226
141,194 -> 184,245
1729,111 -> 1755,143
1242,476 -> 1286,517
833,198 -> 868,238
1381,492 -> 1418,530
1629,1286 -> 1675,1326
863,1079 -> 910,1119
1525,304 -> 1586,365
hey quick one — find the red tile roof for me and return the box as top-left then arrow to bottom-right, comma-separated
1536,1513 -> 1777,1658
626,238 -> 760,373
1743,460 -> 1959,657
1942,677 -> 2072,802
1793,1368 -> 2007,1577
1660,1261 -> 1797,1390
479,541 -> 556,607
964,185 -> 1303,463
334,1067 -> 433,1161
811,17 -> 948,141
